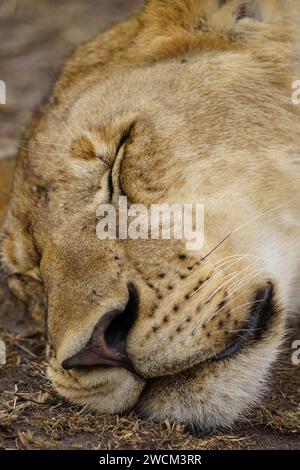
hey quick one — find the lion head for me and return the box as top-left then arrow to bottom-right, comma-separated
2,0 -> 300,432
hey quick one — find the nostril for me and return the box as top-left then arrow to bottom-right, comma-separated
105,284 -> 139,352
62,284 -> 139,371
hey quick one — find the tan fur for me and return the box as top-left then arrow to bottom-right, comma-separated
2,0 -> 300,431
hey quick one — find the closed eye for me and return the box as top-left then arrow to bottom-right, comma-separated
107,123 -> 135,200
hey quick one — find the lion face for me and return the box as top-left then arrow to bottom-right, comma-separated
2,0 -> 300,431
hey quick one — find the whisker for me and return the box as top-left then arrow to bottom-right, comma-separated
201,233 -> 232,262
208,299 -> 264,325
203,268 -> 262,325
213,253 -> 258,267
227,299 -> 264,315
205,262 -> 256,304
227,269 -> 264,298
190,256 -> 254,299
200,202 -> 293,263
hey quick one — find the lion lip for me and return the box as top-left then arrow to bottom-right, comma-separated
211,282 -> 276,362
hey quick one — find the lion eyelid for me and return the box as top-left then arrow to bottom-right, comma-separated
97,154 -> 110,167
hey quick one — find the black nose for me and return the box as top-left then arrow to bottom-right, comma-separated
62,285 -> 138,372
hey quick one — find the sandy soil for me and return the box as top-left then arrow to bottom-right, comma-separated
0,0 -> 299,450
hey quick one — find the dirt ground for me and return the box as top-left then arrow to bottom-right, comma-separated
0,0 -> 299,450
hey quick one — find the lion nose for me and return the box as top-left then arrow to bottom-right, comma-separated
62,285 -> 138,372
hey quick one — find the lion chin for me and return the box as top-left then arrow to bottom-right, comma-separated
2,0 -> 300,432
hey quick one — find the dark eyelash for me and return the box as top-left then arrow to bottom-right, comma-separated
108,169 -> 114,197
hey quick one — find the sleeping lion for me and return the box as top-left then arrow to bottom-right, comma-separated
2,0 -> 300,432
